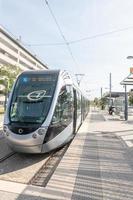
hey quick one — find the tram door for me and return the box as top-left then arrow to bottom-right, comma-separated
73,89 -> 77,134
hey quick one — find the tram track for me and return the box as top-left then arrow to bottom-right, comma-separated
29,143 -> 70,187
0,134 -> 71,185
0,132 -> 17,163
0,152 -> 16,163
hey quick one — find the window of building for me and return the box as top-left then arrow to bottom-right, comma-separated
0,37 -> 18,53
20,52 -> 36,66
19,60 -> 34,70
0,48 -> 17,61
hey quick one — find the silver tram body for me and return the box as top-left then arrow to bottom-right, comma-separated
3,70 -> 89,153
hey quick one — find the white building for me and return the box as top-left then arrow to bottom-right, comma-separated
0,26 -> 48,71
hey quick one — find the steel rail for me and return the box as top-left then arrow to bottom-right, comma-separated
29,144 -> 69,187
0,152 -> 16,162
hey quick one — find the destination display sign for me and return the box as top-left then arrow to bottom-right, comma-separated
22,74 -> 57,83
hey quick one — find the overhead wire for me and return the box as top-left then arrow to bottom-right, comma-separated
42,0 -> 79,68
44,0 -> 67,45
69,25 -> 133,44
23,25 -> 133,47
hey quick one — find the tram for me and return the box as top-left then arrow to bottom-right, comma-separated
3,70 -> 89,153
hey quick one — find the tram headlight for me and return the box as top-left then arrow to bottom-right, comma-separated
32,133 -> 37,139
38,127 -> 47,135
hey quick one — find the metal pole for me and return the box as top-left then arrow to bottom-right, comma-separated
124,85 -> 128,120
101,87 -> 103,98
109,73 -> 112,106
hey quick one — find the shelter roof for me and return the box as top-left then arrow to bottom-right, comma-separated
121,73 -> 133,85
104,92 -> 125,98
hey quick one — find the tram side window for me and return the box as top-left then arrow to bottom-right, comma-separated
77,91 -> 81,117
52,86 -> 73,127
44,86 -> 73,142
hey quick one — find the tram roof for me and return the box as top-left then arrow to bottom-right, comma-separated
21,69 -> 60,75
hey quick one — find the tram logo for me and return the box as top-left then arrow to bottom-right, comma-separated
18,129 -> 24,134
27,90 -> 46,101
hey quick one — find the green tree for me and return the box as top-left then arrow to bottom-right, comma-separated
0,65 -> 22,110
0,65 -> 22,94
99,97 -> 107,110
93,97 -> 99,107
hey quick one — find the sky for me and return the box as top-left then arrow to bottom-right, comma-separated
1,0 -> 133,99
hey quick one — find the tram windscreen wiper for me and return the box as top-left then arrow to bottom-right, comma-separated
23,100 -> 43,103
11,121 -> 41,124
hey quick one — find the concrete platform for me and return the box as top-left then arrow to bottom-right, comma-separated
0,109 -> 133,199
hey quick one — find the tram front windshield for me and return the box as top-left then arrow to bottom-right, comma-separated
9,73 -> 58,124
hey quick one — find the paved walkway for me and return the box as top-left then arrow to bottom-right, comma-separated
0,109 -> 133,199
